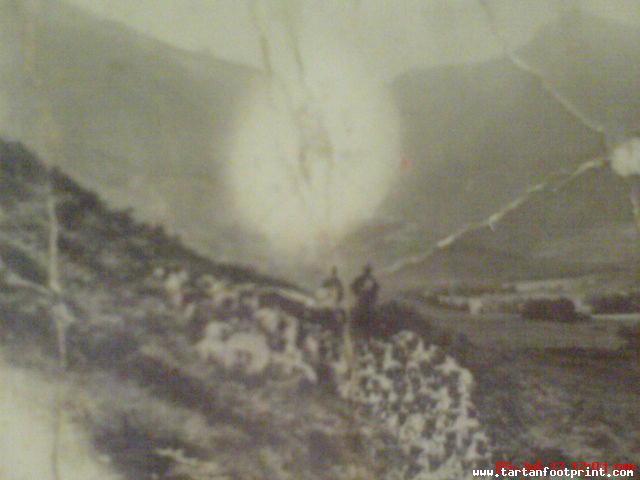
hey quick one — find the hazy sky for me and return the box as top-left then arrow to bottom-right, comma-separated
61,0 -> 640,82
4,0 -> 640,267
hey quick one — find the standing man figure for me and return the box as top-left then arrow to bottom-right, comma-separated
350,263 -> 379,329
322,265 -> 344,309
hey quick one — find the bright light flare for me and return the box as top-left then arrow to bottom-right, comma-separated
227,41 -> 401,260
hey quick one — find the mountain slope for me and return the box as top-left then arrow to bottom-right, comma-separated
385,11 -> 640,245
3,6 -> 640,273
0,139 -> 490,480
0,0 -> 258,259
384,161 -> 639,290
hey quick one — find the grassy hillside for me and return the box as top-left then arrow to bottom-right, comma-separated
0,140 -> 491,480
2,139 -> 638,478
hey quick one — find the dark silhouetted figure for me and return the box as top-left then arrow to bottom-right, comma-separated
322,266 -> 344,307
350,263 -> 379,329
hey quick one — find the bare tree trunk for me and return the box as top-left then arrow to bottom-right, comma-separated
19,3 -> 67,479
46,165 -> 62,296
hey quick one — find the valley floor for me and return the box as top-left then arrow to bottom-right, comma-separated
405,299 -> 640,472
406,300 -> 630,350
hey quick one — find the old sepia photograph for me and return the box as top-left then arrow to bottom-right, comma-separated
0,1 -> 638,479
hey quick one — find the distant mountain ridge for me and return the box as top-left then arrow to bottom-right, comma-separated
2,5 -> 640,274
385,11 -> 640,245
383,160 -> 639,290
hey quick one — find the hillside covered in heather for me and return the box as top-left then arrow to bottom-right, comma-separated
0,140 -> 493,480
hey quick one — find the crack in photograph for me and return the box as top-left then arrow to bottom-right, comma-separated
0,1 -> 639,479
